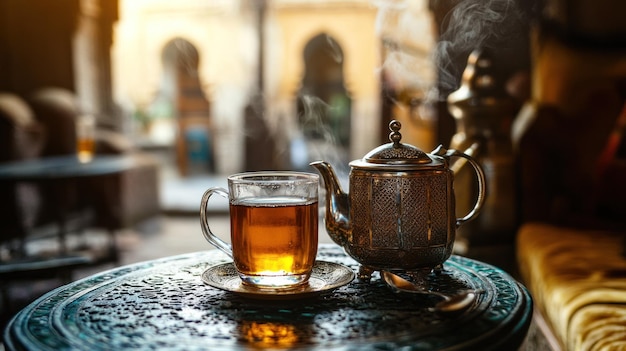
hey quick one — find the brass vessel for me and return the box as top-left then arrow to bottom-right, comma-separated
311,120 -> 486,279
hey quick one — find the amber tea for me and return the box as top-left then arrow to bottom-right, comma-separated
76,115 -> 95,163
77,137 -> 95,163
230,197 -> 318,287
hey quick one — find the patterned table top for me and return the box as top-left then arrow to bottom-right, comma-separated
4,244 -> 532,350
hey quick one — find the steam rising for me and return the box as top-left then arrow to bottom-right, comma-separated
324,35 -> 344,64
375,0 -> 524,99
436,0 -> 522,93
375,0 -> 435,92
296,95 -> 349,176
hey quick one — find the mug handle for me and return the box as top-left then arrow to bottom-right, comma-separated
200,187 -> 233,258
433,146 -> 487,228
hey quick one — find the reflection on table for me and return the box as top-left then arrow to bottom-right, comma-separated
0,154 -> 160,315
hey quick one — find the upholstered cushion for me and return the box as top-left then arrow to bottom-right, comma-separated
0,93 -> 44,242
517,222 -> 626,351
0,93 -> 44,161
0,93 -> 36,127
89,153 -> 160,230
28,87 -> 79,156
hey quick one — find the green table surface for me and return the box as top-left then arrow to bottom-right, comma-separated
4,244 -> 532,350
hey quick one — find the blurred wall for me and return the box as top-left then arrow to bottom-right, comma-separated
0,0 -> 119,124
112,0 -> 254,174
267,1 -> 381,162
113,0 -> 386,174
0,0 -> 78,95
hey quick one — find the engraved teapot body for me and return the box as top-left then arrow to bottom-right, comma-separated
311,121 -> 486,279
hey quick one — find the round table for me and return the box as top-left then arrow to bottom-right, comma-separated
0,154 -> 157,261
0,155 -> 148,180
4,245 -> 532,350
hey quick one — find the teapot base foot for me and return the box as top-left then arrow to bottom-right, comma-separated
357,265 -> 376,281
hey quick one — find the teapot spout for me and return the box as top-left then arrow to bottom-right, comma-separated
310,161 -> 350,245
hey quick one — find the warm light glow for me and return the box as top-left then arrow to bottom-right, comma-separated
240,321 -> 299,348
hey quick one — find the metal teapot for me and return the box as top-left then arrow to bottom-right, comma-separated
311,120 -> 486,279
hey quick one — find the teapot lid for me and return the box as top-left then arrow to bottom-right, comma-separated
350,120 -> 442,170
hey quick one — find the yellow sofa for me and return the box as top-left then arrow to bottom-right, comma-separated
517,223 -> 626,350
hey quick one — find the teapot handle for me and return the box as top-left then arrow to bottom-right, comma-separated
434,146 -> 487,228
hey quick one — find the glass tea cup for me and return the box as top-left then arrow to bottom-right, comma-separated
76,114 -> 95,163
200,171 -> 319,289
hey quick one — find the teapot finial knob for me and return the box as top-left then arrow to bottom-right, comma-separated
389,120 -> 402,146
360,119 -> 431,165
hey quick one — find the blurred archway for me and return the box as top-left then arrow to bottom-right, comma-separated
150,37 -> 214,176
296,33 -> 351,168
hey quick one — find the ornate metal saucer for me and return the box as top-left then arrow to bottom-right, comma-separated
202,261 -> 355,300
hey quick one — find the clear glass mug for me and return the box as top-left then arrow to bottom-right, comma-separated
200,171 -> 319,289
76,114 -> 95,163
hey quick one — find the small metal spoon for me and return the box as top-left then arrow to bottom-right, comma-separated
381,271 -> 481,313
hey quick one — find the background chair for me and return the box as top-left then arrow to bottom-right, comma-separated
0,93 -> 44,249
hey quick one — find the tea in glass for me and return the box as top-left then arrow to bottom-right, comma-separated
76,115 -> 95,163
230,197 -> 318,287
